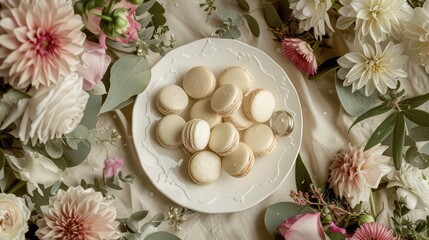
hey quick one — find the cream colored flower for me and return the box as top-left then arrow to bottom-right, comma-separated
6,151 -> 62,196
0,0 -> 85,90
0,193 -> 31,240
337,41 -> 408,96
36,186 -> 120,240
12,73 -> 89,145
336,0 -> 357,30
328,144 -> 392,208
403,1 -> 429,74
387,163 -> 429,209
290,0 -> 334,41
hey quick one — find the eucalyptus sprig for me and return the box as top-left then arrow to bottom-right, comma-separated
349,83 -> 429,170
392,198 -> 429,240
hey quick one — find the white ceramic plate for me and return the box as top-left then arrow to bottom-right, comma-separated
132,38 -> 303,213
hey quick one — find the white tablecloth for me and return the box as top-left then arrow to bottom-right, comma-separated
64,1 -> 429,239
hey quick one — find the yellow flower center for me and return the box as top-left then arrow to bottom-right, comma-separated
368,58 -> 383,73
370,5 -> 380,19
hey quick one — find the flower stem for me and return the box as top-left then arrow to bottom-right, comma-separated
369,191 -> 376,218
6,181 -> 26,194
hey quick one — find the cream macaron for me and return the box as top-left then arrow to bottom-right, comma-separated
156,115 -> 186,148
208,122 -> 240,157
218,66 -> 253,94
189,98 -> 222,129
156,85 -> 189,115
243,88 -> 275,123
182,119 -> 211,154
188,151 -> 222,185
223,102 -> 254,130
210,84 -> 242,117
243,123 -> 276,158
222,142 -> 255,178
183,66 -> 216,99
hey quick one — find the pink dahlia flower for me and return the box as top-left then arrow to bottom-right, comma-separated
351,222 -> 396,240
36,186 -> 120,240
281,38 -> 318,75
0,0 -> 85,90
103,157 -> 124,178
328,144 -> 392,208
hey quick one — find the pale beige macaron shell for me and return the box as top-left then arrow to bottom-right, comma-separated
156,115 -> 186,148
223,101 -> 254,130
210,84 -> 242,116
182,119 -> 211,153
222,142 -> 255,177
244,88 -> 275,123
183,66 -> 216,99
208,122 -> 240,156
243,123 -> 276,158
188,151 -> 222,185
156,85 -> 189,115
189,98 -> 222,129
218,66 -> 253,94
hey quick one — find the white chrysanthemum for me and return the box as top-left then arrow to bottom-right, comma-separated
403,1 -> 429,73
290,0 -> 334,41
328,144 -> 392,208
0,0 -> 85,90
349,0 -> 412,42
337,41 -> 408,96
336,0 -> 357,30
36,186 -> 121,240
387,163 -> 429,209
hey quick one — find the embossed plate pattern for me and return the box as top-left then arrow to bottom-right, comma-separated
132,38 -> 303,213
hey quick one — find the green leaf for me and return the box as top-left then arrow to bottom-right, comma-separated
80,94 -> 102,130
50,180 -> 62,195
264,202 -> 315,236
136,0 -> 155,15
152,14 -> 167,26
138,15 -> 153,29
0,102 -> 7,124
149,213 -> 165,227
350,104 -> 392,131
403,109 -> 429,127
44,139 -> 64,159
126,219 -> 139,233
0,167 -> 15,192
139,26 -> 155,41
99,55 -> 151,114
336,77 -> 382,117
107,182 -> 123,190
309,57 -> 340,80
399,92 -> 429,109
217,9 -> 241,23
263,3 -> 282,29
393,113 -> 405,170
236,0 -> 249,12
295,154 -> 313,193
409,126 -> 429,141
88,81 -> 107,96
52,157 -> 67,171
0,149 -> 5,180
365,112 -> 398,150
63,142 -> 91,167
219,26 -> 241,39
243,14 -> 260,37
144,232 -> 181,240
326,231 -> 346,240
130,210 -> 149,222
148,1 -> 165,14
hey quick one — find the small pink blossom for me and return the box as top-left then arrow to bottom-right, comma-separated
76,41 -> 112,90
103,157 -> 124,178
281,38 -> 318,75
328,222 -> 347,235
351,222 -> 396,240
276,212 -> 325,240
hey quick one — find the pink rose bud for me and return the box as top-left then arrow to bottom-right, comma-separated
103,157 -> 124,178
281,38 -> 318,75
77,41 -> 111,90
276,212 -> 325,240
328,221 -> 347,235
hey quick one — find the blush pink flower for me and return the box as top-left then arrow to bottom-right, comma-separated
328,144 -> 392,208
281,38 -> 318,75
36,186 -> 120,240
328,222 -> 347,235
0,0 -> 85,90
351,222 -> 396,240
276,212 -> 325,240
76,40 -> 112,90
103,157 -> 124,178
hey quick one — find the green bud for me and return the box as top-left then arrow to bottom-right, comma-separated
112,8 -> 130,34
358,214 -> 375,225
126,0 -> 143,5
73,2 -> 85,14
322,214 -> 333,224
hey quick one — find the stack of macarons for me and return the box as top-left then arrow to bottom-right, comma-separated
154,65 -> 279,186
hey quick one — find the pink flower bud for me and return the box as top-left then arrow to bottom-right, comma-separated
103,157 -> 124,178
276,212 -> 325,240
328,221 -> 347,235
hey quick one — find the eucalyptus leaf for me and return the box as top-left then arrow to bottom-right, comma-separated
0,149 -> 5,180
144,231 -> 181,240
63,142 -> 91,167
126,219 -> 139,233
136,0 -> 156,15
326,231 -> 346,240
409,126 -> 429,141
365,112 -> 397,150
403,109 -> 429,127
88,81 -> 107,96
0,167 -> 14,192
148,1 -> 165,14
349,104 -> 391,132
44,139 -> 64,159
108,96 -> 137,112
264,202 -> 315,236
0,102 -> 7,124
393,113 -> 405,170
278,0 -> 292,21
336,77 -> 381,117
107,182 -> 123,190
236,0 -> 250,12
52,157 -> 67,171
295,154 -> 313,193
50,180 -> 62,195
399,92 -> 429,109
99,55 -> 151,114
124,233 -> 141,240
2,88 -> 30,102
309,57 -> 340,80
243,14 -> 260,37
217,9 -> 241,23
80,94 -> 102,130
138,15 -> 153,29
139,26 -> 155,41
149,213 -> 165,227
130,210 -> 149,222
220,26 -> 241,39
263,3 -> 282,29
152,14 -> 167,26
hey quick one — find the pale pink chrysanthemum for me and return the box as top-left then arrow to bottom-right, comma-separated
351,222 -> 397,240
0,0 -> 85,90
281,38 -> 318,75
36,186 -> 121,240
328,144 -> 392,208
